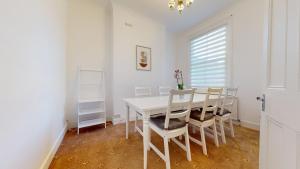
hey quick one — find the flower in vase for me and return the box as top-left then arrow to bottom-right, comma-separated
174,69 -> 184,90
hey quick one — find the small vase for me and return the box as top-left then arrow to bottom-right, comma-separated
177,84 -> 184,90
177,84 -> 184,99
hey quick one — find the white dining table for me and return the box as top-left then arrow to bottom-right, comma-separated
123,94 -> 219,169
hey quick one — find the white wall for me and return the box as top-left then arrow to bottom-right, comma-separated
297,132 -> 300,169
298,135 -> 300,169
175,0 -> 265,129
65,0 -> 113,127
111,2 -> 175,120
0,0 -> 67,168
65,0 -> 174,125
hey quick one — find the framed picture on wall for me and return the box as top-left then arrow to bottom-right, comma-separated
136,45 -> 151,71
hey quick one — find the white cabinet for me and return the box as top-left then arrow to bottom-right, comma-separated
77,68 -> 106,134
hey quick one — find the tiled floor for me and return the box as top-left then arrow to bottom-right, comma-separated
50,122 -> 259,169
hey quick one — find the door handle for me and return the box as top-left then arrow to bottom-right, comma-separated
256,94 -> 266,111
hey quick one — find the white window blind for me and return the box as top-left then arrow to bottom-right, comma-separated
190,26 -> 228,87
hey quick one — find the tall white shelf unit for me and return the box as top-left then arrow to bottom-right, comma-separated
77,68 -> 106,134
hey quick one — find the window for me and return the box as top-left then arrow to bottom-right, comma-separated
190,26 -> 229,87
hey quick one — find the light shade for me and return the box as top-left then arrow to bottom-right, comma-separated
177,2 -> 184,14
168,0 -> 176,9
168,0 -> 193,14
186,0 -> 193,7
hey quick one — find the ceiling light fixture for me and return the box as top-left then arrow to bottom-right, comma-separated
168,0 -> 194,14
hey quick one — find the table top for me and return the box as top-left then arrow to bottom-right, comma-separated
124,94 -> 220,112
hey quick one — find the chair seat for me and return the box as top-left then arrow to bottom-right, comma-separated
172,109 -> 187,114
190,109 -> 215,121
136,111 -> 142,115
136,111 -> 163,117
199,106 -> 232,116
150,115 -> 186,130
137,109 -> 186,116
216,108 -> 231,116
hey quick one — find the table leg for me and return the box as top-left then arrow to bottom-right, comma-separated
126,105 -> 129,139
148,128 -> 151,151
143,112 -> 150,169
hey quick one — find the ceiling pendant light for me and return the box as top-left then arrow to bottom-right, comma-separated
186,0 -> 194,7
177,0 -> 184,14
168,0 -> 193,14
168,0 -> 176,9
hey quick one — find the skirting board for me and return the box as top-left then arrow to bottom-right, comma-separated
112,117 -> 125,125
240,120 -> 260,131
68,121 -> 77,129
68,121 -> 111,128
39,123 -> 67,169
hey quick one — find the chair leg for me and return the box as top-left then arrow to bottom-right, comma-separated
200,127 -> 207,155
135,113 -> 138,132
192,125 -> 196,134
164,137 -> 171,169
219,119 -> 226,144
213,121 -> 219,147
148,129 -> 151,151
184,127 -> 192,161
144,140 -> 148,169
229,117 -> 235,137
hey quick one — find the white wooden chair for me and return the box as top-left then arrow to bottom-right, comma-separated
159,86 -> 172,96
134,86 -> 152,136
215,88 -> 238,144
189,88 -> 222,155
194,87 -> 208,94
147,89 -> 195,169
135,86 -> 152,97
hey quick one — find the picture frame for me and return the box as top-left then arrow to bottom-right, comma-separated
136,45 -> 151,71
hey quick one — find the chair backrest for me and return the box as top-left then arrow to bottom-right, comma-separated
199,88 -> 223,121
159,86 -> 171,96
135,86 -> 152,97
164,89 -> 196,129
194,87 -> 208,94
219,88 -> 238,115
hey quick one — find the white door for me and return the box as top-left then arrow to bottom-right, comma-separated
259,0 -> 300,169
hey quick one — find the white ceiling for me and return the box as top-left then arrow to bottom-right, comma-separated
114,0 -> 240,32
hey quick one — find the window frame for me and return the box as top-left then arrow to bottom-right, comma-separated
187,20 -> 233,88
